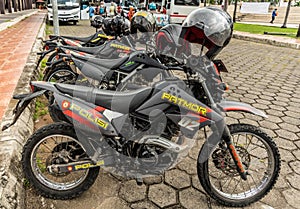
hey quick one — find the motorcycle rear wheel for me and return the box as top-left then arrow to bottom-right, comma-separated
22,122 -> 100,199
43,66 -> 77,122
197,124 -> 280,207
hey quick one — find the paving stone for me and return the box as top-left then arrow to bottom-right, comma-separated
286,105 -> 300,113
292,149 -> 300,161
279,148 -> 296,163
274,96 -> 290,103
261,189 -> 288,209
281,116 -> 300,126
289,161 -> 300,175
119,180 -> 147,203
259,120 -> 279,130
225,117 -> 239,125
265,115 -> 283,124
143,175 -> 163,185
294,140 -> 300,149
130,200 -> 159,209
282,188 -> 300,209
278,123 -> 300,133
286,173 -> 300,190
255,99 -> 272,106
275,129 -> 298,141
96,197 -> 130,209
177,157 -> 197,175
265,109 -> 285,118
239,118 -> 259,126
148,184 -> 177,208
191,175 -> 206,194
252,103 -> 270,111
284,111 -> 300,119
179,187 -> 208,209
271,100 -> 289,108
274,137 -> 297,150
188,145 -> 200,160
165,169 -> 191,189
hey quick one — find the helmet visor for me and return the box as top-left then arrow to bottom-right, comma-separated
182,7 -> 232,47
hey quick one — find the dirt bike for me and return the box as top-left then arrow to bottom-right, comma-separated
36,14 -> 130,71
2,54 -> 280,207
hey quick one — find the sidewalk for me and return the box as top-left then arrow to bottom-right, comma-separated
0,10 -> 45,122
0,10 -> 45,209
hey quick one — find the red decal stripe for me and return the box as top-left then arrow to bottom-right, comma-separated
63,110 -> 97,130
170,14 -> 188,18
223,107 -> 251,112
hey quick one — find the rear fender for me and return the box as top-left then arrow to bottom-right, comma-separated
219,100 -> 267,118
2,89 -> 46,131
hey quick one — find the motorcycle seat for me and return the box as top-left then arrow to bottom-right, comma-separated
62,44 -> 108,56
72,53 -> 129,70
55,83 -> 152,113
61,34 -> 95,43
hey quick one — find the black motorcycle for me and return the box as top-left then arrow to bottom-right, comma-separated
3,54 -> 280,207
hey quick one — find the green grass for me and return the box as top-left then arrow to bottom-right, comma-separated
234,23 -> 299,38
45,23 -> 53,35
33,98 -> 48,121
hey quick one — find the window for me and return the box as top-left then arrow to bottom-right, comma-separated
174,0 -> 199,6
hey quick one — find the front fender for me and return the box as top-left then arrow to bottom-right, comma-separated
219,100 -> 267,118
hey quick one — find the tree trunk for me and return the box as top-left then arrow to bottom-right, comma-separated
0,0 -> 5,14
7,0 -> 12,13
297,24 -> 300,37
281,0 -> 291,28
224,0 -> 228,11
233,0 -> 238,22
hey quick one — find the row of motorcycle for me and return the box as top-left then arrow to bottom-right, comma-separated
3,7 -> 281,207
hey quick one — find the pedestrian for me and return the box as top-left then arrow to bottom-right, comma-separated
99,1 -> 107,17
127,6 -> 135,20
109,2 -> 116,17
270,8 -> 277,24
95,4 -> 100,15
88,3 -> 95,25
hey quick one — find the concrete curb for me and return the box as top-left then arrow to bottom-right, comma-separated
0,15 -> 46,209
233,31 -> 300,50
0,10 -> 38,32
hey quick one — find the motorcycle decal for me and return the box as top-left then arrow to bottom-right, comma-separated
64,39 -> 82,47
110,43 -> 131,51
73,160 -> 104,171
178,117 -> 199,131
161,92 -> 208,116
62,101 -> 109,129
124,61 -> 135,67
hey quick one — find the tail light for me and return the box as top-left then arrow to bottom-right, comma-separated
30,84 -> 35,92
44,45 -> 50,51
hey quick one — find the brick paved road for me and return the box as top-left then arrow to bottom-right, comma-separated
40,21 -> 300,209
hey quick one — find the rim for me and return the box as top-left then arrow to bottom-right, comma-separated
208,131 -> 275,201
30,134 -> 89,191
47,69 -> 77,83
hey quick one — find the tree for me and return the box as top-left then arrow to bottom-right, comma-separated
297,24 -> 300,37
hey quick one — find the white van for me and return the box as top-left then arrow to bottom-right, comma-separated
47,0 -> 80,25
165,0 -> 200,24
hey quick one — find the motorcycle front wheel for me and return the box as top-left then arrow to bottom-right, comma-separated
22,122 -> 100,199
197,124 -> 280,207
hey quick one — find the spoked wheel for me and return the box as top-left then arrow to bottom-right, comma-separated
44,66 -> 77,84
22,123 -> 100,199
197,124 -> 280,207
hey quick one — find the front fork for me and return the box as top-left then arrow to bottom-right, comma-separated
222,126 -> 248,180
